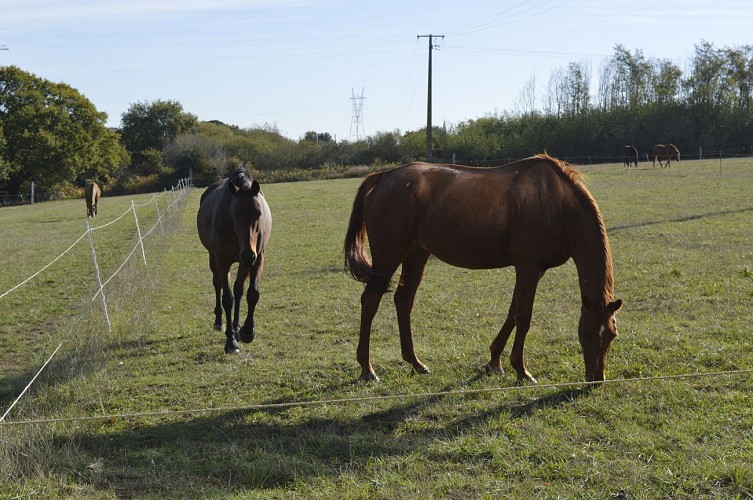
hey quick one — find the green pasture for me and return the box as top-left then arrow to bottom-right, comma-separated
1,160 -> 752,498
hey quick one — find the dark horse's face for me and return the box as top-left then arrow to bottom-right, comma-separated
229,172 -> 264,267
578,298 -> 623,382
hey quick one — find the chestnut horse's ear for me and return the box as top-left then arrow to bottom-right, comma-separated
251,180 -> 260,195
608,299 -> 623,313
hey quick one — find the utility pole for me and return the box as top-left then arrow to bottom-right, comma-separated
417,34 -> 444,162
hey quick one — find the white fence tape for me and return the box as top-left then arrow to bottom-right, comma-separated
0,178 -> 191,423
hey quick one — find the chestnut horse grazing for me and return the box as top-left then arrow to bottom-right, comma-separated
653,143 -> 680,168
85,182 -> 101,217
344,155 -> 622,383
622,145 -> 638,167
197,167 -> 272,354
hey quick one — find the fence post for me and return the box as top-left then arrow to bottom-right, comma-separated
153,193 -> 164,235
131,200 -> 147,266
85,221 -> 112,332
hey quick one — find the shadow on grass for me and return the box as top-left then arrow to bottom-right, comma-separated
55,383 -> 594,497
608,206 -> 753,232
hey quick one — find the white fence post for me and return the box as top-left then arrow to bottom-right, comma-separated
131,200 -> 147,266
86,221 -> 111,332
153,193 -> 164,235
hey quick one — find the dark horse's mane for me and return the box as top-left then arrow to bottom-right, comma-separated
534,153 -> 615,302
200,167 -> 255,206
228,166 -> 254,191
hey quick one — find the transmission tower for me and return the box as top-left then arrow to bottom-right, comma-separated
349,88 -> 366,141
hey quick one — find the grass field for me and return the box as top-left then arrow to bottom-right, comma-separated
1,159 -> 752,498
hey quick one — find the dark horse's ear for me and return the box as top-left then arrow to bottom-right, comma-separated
251,180 -> 260,195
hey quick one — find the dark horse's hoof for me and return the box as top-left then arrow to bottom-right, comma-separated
224,338 -> 240,354
239,325 -> 255,343
213,322 -> 223,332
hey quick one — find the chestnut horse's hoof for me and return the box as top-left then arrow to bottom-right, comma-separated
239,325 -> 255,343
516,373 -> 538,385
224,338 -> 240,354
414,365 -> 430,375
360,372 -> 380,383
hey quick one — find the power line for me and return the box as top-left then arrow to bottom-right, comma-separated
445,0 -> 577,37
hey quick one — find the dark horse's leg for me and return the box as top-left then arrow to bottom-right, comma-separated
232,264 -> 250,340
394,247 -> 431,374
210,255 -> 223,331
215,257 -> 240,354
239,253 -> 265,343
488,266 -> 542,383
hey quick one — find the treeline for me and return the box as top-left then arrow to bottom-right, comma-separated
2,40 -> 753,198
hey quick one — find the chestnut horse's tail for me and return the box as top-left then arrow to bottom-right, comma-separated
344,172 -> 383,284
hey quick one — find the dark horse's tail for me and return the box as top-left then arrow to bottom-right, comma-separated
344,172 -> 384,284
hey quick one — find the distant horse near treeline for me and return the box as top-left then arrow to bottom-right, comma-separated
653,144 -> 680,168
85,182 -> 101,217
622,145 -> 639,167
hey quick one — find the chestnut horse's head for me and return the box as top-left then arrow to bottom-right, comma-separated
228,168 -> 264,267
578,297 -> 623,382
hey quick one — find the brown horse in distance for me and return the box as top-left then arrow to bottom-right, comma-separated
622,145 -> 639,167
197,167 -> 272,354
344,154 -> 622,383
653,143 -> 680,168
85,182 -> 101,217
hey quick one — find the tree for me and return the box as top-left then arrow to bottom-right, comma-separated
0,65 -> 128,196
165,133 -> 230,183
119,99 -> 198,174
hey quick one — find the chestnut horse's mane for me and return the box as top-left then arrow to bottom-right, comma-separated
533,153 -> 615,303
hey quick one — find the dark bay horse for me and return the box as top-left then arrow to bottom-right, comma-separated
85,181 -> 101,217
653,143 -> 680,168
197,167 -> 272,354
344,154 -> 622,383
622,145 -> 638,167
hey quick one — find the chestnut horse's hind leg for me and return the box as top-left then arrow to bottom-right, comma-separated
357,281 -> 387,381
394,247 -> 431,374
488,297 -> 516,376
240,253 -> 265,343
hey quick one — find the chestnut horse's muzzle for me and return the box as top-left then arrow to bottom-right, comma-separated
240,250 -> 257,266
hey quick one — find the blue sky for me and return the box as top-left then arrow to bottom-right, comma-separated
2,0 -> 752,141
